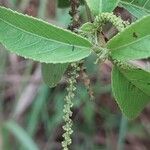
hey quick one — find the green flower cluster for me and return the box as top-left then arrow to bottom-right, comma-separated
112,59 -> 136,70
62,63 -> 79,150
94,12 -> 127,32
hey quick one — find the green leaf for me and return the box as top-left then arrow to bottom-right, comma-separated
112,65 -> 150,119
85,0 -> 120,15
4,121 -> 39,150
107,15 -> 150,61
80,22 -> 95,33
0,6 -> 92,63
58,0 -> 70,8
41,63 -> 68,87
120,0 -> 150,18
58,0 -> 84,8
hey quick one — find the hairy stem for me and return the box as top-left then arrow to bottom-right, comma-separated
68,0 -> 80,31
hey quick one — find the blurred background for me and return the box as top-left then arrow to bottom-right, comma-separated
0,0 -> 150,150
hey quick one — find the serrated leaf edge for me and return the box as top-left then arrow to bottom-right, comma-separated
107,15 -> 150,48
111,65 -> 150,119
0,6 -> 92,47
120,1 -> 150,14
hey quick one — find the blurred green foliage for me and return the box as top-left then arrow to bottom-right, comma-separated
58,0 -> 84,8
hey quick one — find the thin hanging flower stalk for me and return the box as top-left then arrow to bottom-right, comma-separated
62,63 -> 79,150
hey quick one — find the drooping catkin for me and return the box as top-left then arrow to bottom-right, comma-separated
94,12 -> 128,32
62,63 -> 79,150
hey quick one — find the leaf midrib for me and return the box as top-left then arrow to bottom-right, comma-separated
112,34 -> 150,51
119,68 -> 150,97
0,18 -> 89,49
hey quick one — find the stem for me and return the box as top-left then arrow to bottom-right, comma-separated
117,115 -> 128,150
68,0 -> 80,31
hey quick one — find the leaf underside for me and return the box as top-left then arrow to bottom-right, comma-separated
0,6 -> 92,63
85,0 -> 119,15
41,63 -> 68,87
120,0 -> 150,18
107,15 -> 150,61
112,65 -> 150,119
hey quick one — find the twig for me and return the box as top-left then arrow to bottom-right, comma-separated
68,0 -> 80,31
